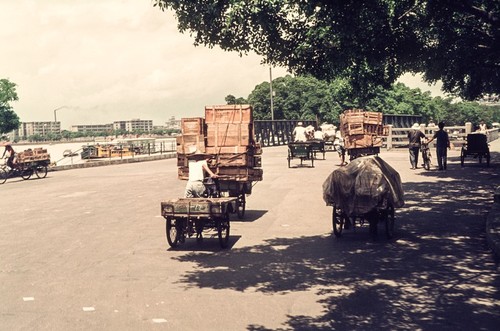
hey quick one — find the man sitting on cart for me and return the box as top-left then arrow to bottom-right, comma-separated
292,122 -> 307,142
2,144 -> 17,169
184,150 -> 218,198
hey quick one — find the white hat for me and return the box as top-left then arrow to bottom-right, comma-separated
297,122 -> 303,126
412,123 -> 420,129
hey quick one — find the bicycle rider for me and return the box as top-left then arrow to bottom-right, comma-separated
2,144 -> 17,169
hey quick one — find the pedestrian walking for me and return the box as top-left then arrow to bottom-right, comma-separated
427,121 -> 450,170
407,123 -> 426,169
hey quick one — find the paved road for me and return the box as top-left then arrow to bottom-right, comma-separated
1,140 -> 499,330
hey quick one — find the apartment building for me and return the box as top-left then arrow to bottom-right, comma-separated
70,124 -> 113,134
17,121 -> 61,137
113,119 -> 153,132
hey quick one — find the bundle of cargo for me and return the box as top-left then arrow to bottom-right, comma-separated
176,104 -> 263,182
340,109 -> 387,149
17,148 -> 51,163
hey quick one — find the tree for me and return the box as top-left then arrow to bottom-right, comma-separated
0,78 -> 20,134
225,94 -> 248,105
154,0 -> 500,100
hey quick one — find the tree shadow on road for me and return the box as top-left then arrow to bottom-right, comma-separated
170,163 -> 500,330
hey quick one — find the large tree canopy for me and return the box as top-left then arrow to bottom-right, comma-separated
154,0 -> 500,101
0,78 -> 20,135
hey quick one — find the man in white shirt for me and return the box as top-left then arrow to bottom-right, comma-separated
184,151 -> 218,198
293,122 -> 307,142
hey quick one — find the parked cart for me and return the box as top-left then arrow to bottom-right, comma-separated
323,155 -> 404,239
287,142 -> 315,168
161,196 -> 236,249
460,133 -> 490,167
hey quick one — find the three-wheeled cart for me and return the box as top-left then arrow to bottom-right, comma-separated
460,133 -> 490,167
0,158 -> 50,184
323,155 -> 404,239
287,142 -> 315,168
161,197 -> 237,249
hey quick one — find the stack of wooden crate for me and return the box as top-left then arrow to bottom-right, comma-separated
17,148 -> 51,163
340,109 -> 387,149
177,104 -> 263,182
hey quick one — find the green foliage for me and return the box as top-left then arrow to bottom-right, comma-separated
154,0 -> 500,100
0,78 -> 20,134
225,95 -> 248,105
244,74 -> 500,126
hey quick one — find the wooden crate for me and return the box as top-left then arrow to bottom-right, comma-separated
206,123 -> 254,147
176,134 -> 206,154
181,118 -> 205,135
215,153 -> 255,167
364,112 -> 383,125
206,145 -> 249,154
217,167 -> 263,181
344,134 -> 383,149
205,104 -> 253,124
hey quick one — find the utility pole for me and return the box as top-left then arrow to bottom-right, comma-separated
269,67 -> 274,121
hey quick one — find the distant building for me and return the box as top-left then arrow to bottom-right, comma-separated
165,116 -> 181,130
113,119 -> 153,132
70,124 -> 113,134
17,121 -> 61,138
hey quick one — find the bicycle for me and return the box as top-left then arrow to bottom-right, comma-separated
420,142 -> 432,170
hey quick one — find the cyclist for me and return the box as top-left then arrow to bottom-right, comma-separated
2,144 -> 17,169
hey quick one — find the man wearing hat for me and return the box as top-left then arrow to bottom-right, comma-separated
184,150 -> 218,198
407,123 -> 426,170
292,121 -> 307,142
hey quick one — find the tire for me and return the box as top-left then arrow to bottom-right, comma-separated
486,152 -> 490,167
479,155 -> 483,164
384,204 -> 395,239
165,217 -> 180,248
236,194 -> 246,219
21,167 -> 33,180
424,157 -> 430,170
332,207 -> 345,237
0,168 -> 8,184
217,213 -> 230,248
35,165 -> 48,179
460,149 -> 465,167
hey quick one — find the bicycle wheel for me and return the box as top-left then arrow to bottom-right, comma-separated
165,217 -> 180,248
217,212 -> 230,248
332,207 -> 345,237
0,168 -> 8,184
35,165 -> 48,178
21,167 -> 33,180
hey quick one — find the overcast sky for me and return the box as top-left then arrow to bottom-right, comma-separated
1,0 -> 444,130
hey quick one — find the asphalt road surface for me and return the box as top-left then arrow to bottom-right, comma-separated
1,141 -> 499,330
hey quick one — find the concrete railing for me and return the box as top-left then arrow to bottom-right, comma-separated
383,122 -> 498,149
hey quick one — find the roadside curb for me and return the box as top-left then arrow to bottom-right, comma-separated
486,186 -> 500,259
49,153 -> 176,171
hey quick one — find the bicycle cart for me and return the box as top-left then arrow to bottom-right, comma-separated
461,133 -> 490,167
217,179 -> 252,219
287,142 -> 315,168
161,197 -> 237,249
323,155 -> 404,239
0,158 -> 50,184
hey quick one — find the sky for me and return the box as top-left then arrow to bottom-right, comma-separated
1,0 -> 445,130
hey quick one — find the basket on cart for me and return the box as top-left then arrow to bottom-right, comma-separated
323,155 -> 404,239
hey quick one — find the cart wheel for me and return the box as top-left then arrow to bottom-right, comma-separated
384,204 -> 395,239
165,217 -> 180,248
35,165 -> 48,179
0,168 -> 8,184
217,212 -> 230,248
460,148 -> 465,167
21,167 -> 33,180
236,194 -> 246,219
479,155 -> 483,164
486,152 -> 490,167
332,207 -> 345,237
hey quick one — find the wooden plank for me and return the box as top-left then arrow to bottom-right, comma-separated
181,117 -> 205,135
206,123 -> 254,147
